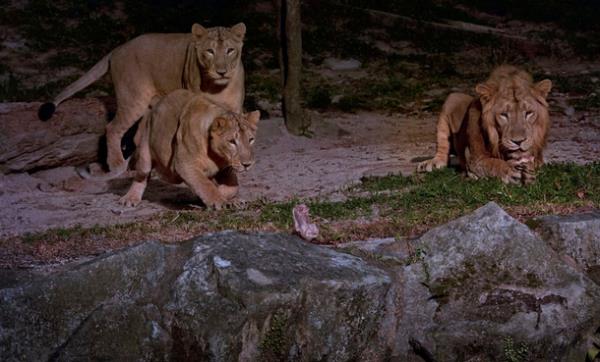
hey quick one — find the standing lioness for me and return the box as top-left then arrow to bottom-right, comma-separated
38,23 -> 246,178
120,90 -> 259,210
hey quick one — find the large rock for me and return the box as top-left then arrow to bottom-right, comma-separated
536,212 -> 600,285
381,202 -> 600,361
0,99 -> 108,173
0,232 -> 390,361
3,205 -> 599,361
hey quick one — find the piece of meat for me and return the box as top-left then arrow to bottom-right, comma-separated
292,204 -> 319,241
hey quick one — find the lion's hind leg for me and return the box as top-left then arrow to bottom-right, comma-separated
119,118 -> 152,207
105,81 -> 157,176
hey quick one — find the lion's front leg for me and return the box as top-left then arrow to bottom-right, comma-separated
468,157 -> 522,184
214,167 -> 240,201
508,152 -> 537,185
178,165 -> 228,210
520,161 -> 537,185
417,114 -> 451,173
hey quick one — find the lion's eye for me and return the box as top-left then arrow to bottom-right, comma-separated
227,48 -> 235,55
229,139 -> 237,146
205,49 -> 215,56
525,111 -> 534,119
249,137 -> 255,144
499,112 -> 509,119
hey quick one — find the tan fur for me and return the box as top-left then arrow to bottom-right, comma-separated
46,23 -> 246,177
119,89 -> 260,209
417,65 -> 552,184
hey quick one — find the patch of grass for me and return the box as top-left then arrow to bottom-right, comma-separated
458,0 -> 600,33
574,93 -> 600,110
0,74 -> 23,102
0,71 -> 112,102
20,221 -> 155,245
305,86 -> 332,110
260,311 -> 290,361
503,336 -> 529,362
302,2 -> 381,62
308,73 -> 431,113
336,94 -> 366,113
552,73 -> 600,96
246,73 -> 280,103
360,173 -> 413,192
5,162 -> 598,267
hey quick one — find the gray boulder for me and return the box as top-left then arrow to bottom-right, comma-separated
536,212 -> 600,285
3,204 -> 599,361
0,232 -> 390,361
381,202 -> 600,361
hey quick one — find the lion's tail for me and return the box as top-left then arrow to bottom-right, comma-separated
38,52 -> 112,121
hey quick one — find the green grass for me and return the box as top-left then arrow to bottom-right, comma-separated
5,162 -> 598,266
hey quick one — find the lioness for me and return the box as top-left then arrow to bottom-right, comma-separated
119,89 -> 259,209
417,65 -> 552,184
38,23 -> 246,178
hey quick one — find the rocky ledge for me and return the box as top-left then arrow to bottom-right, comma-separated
1,202 -> 599,361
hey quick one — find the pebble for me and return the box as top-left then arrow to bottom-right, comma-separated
564,106 -> 576,117
324,58 -> 361,71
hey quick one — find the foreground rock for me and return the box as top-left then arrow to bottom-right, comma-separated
0,232 -> 390,361
0,99 -> 108,173
2,203 -> 599,361
536,212 -> 600,285
383,202 -> 600,361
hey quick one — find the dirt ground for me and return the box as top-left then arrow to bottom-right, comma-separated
1,1 -> 600,239
1,104 -> 598,238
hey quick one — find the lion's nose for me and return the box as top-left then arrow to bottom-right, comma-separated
512,137 -> 526,146
217,70 -> 227,76
242,162 -> 253,170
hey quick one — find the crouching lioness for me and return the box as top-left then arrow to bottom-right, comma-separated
120,89 -> 259,209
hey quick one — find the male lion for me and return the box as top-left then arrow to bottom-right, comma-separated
38,23 -> 246,178
417,65 -> 552,184
119,89 -> 259,210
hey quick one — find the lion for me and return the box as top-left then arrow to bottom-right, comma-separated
119,89 -> 259,210
417,65 -> 552,184
38,23 -> 246,179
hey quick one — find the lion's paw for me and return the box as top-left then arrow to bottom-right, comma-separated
119,193 -> 142,207
498,163 -> 523,185
417,157 -> 447,173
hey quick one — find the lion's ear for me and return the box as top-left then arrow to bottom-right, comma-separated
211,117 -> 230,135
247,110 -> 260,128
534,79 -> 552,99
475,83 -> 496,103
191,23 -> 207,38
231,23 -> 246,40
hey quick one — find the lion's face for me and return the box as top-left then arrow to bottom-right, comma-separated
488,87 -> 546,153
209,110 -> 260,172
476,76 -> 552,159
191,23 -> 245,86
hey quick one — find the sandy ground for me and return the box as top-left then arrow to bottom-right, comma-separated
1,106 -> 598,238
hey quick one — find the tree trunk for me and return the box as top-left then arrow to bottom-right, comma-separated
277,0 -> 309,135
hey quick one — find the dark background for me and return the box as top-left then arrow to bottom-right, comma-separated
1,0 -> 599,114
